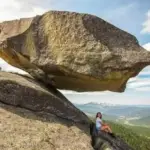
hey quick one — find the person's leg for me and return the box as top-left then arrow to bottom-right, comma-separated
101,126 -> 108,132
101,125 -> 112,133
106,125 -> 112,133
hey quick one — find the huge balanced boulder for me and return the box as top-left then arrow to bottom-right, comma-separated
0,11 -> 150,92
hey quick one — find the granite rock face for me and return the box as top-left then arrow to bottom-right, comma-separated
0,102 -> 93,150
0,71 -> 89,124
0,11 -> 150,92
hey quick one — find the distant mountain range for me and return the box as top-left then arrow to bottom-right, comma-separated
75,102 -> 150,118
75,102 -> 150,127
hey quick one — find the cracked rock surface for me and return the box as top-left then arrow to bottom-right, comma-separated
0,71 -> 89,124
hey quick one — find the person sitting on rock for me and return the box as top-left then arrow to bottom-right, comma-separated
96,112 -> 112,133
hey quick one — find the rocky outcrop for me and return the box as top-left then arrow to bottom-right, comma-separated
90,122 -> 133,150
0,11 -> 150,92
0,71 -> 134,150
0,18 -> 33,41
0,72 -> 134,150
0,71 -> 89,124
0,102 -> 93,150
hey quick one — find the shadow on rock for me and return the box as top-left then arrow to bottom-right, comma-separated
0,101 -> 90,136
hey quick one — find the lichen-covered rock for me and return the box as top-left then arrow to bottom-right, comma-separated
0,71 -> 89,124
0,11 -> 150,92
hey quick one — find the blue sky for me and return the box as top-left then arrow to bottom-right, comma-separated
0,0 -> 150,105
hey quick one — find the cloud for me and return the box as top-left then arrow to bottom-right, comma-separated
141,10 -> 150,34
127,66 -> 150,90
127,77 -> 137,83
0,58 -> 27,74
137,66 -> 150,76
143,43 -> 150,51
127,65 -> 150,89
138,70 -> 150,76
60,90 -> 111,95
128,79 -> 150,89
0,0 -> 55,22
135,86 -> 150,92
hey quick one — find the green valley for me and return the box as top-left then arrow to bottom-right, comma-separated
106,121 -> 150,150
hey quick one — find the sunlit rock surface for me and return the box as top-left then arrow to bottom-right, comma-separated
0,11 -> 150,92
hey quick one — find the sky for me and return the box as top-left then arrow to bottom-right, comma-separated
0,0 -> 150,105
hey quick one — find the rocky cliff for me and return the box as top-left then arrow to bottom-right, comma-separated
0,11 -> 150,92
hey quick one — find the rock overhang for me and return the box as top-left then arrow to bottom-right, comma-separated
0,11 -> 150,92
